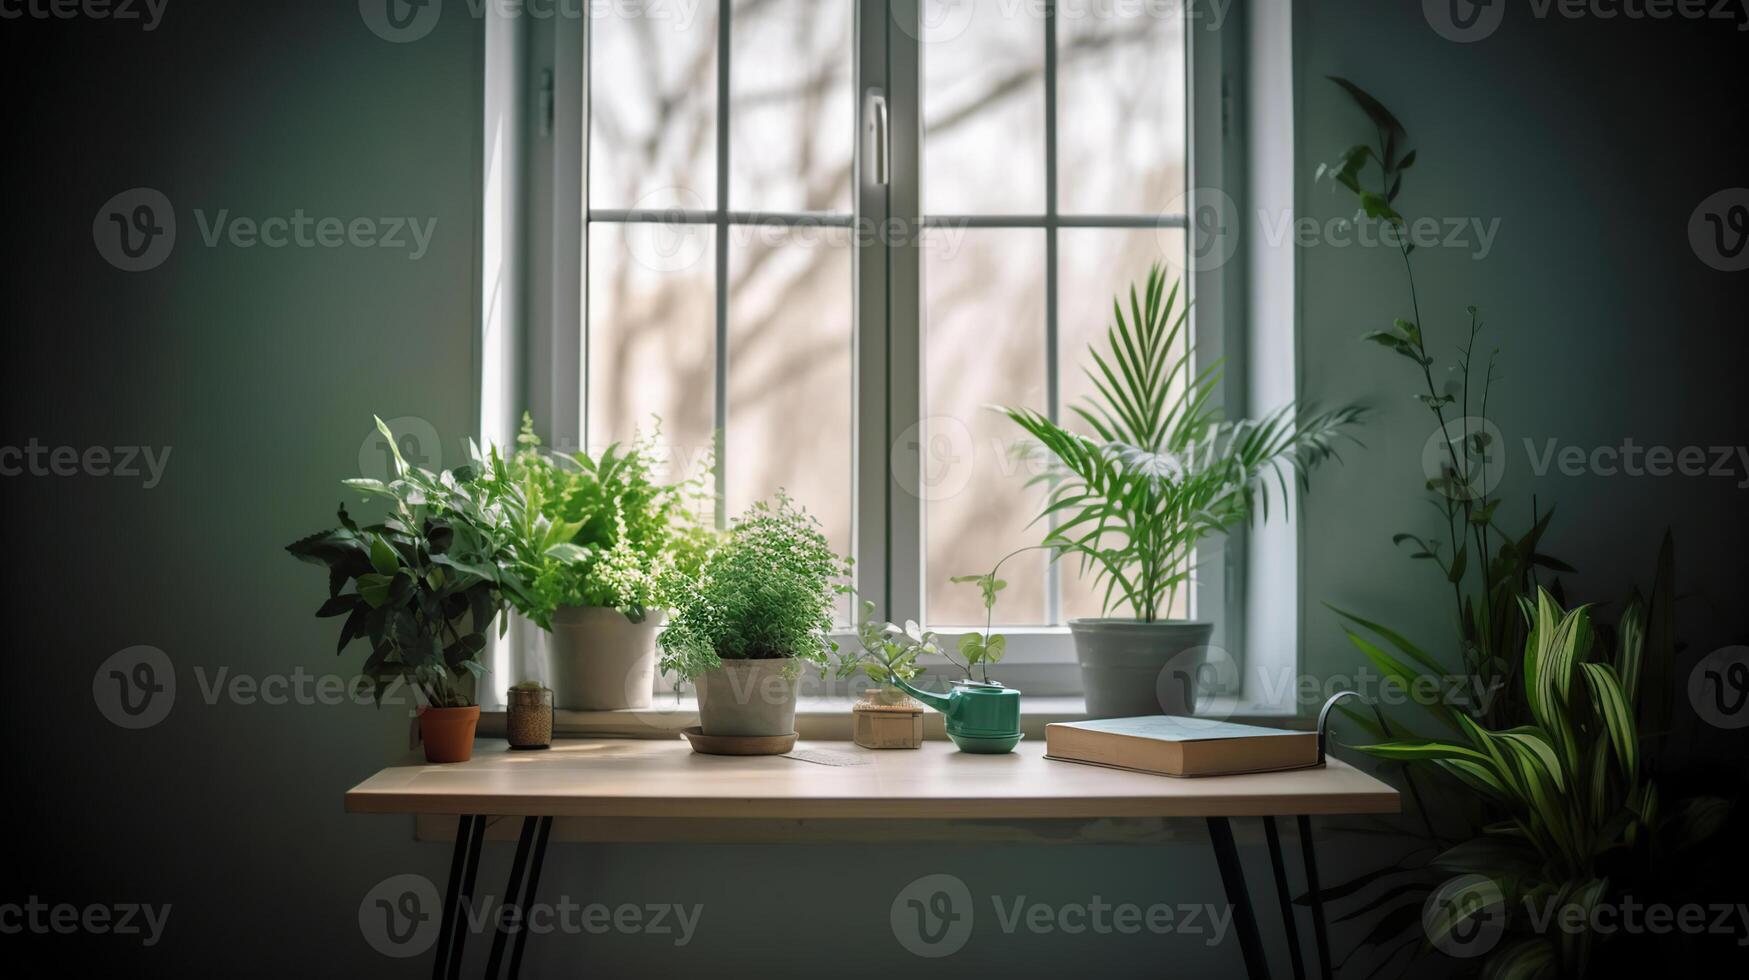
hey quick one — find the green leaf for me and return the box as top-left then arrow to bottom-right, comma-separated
1580,662 -> 1638,786
1486,939 -> 1557,980
1422,875 -> 1504,952
1327,77 -> 1407,137
1433,836 -> 1539,876
544,542 -> 589,563
369,535 -> 399,576
1447,545 -> 1468,584
958,633 -> 985,661
373,416 -> 408,476
357,573 -> 394,608
1357,740 -> 1490,765
1328,605 -> 1446,674
1359,191 -> 1402,224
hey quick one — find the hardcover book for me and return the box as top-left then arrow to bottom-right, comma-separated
1044,716 -> 1319,777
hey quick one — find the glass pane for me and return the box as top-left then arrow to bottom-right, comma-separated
726,224 -> 856,588
729,0 -> 854,214
588,5 -> 720,210
586,222 -> 717,485
1057,6 -> 1186,215
921,0 -> 1047,215
1057,227 -> 1189,622
924,229 -> 1049,626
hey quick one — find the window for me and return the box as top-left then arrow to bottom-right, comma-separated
521,0 -> 1243,692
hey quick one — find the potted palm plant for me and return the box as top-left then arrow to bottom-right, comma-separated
1003,265 -> 1361,717
658,493 -> 849,745
490,415 -> 714,711
286,419 -> 526,763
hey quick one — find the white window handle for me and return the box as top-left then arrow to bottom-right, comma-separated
867,90 -> 890,187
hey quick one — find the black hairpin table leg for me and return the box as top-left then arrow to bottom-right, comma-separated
433,814 -> 485,980
484,817 -> 539,979
1298,815 -> 1333,980
506,817 -> 553,980
1207,816 -> 1269,980
1264,817 -> 1307,980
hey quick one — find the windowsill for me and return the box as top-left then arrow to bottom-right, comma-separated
475,696 -> 1306,742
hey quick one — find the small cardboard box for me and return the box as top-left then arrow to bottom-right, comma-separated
852,703 -> 924,750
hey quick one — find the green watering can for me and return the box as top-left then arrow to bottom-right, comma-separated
886,675 -> 1023,754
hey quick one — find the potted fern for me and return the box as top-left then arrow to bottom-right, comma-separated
489,415 -> 713,711
658,493 -> 850,742
1003,265 -> 1361,717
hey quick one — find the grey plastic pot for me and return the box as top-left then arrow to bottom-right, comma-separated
1068,619 -> 1215,718
548,607 -> 661,711
694,659 -> 799,737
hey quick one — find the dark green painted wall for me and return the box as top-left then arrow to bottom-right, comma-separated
2,2 -> 1744,977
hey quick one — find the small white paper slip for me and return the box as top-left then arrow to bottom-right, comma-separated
784,749 -> 871,767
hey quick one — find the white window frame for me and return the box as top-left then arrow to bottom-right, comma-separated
492,0 -> 1294,704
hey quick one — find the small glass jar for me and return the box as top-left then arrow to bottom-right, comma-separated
506,686 -> 554,750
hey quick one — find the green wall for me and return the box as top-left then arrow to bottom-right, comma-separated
2,2 -> 1744,977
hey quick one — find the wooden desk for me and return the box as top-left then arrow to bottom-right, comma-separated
347,739 -> 1399,980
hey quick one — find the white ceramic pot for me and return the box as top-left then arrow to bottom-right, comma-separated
548,606 -> 661,710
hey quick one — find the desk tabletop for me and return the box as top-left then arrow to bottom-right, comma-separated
345,739 -> 1399,820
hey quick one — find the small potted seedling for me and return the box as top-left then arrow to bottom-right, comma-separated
881,558 -> 1024,754
835,601 -> 933,749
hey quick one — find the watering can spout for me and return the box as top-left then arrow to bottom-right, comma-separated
887,674 -> 952,714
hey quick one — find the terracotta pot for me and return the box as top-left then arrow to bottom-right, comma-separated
418,705 -> 481,763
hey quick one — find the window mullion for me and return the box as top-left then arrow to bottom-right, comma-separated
883,0 -> 924,627
1043,0 -> 1062,626
713,0 -> 732,529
